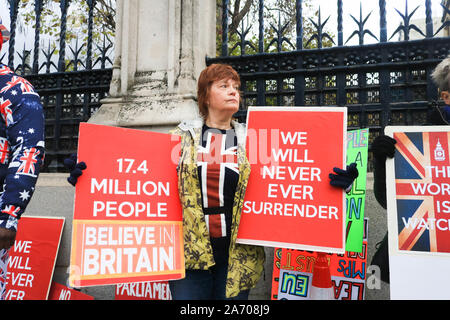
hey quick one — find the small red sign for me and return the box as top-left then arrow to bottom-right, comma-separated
5,216 -> 64,300
48,282 -> 94,300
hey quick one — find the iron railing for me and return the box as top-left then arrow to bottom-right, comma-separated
1,0 -> 113,172
208,0 -> 450,159
1,0 -> 449,171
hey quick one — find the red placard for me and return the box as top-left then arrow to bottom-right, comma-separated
5,216 -> 64,300
237,107 -> 347,253
48,282 -> 94,300
69,123 -> 184,287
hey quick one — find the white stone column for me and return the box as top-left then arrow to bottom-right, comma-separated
89,0 -> 216,132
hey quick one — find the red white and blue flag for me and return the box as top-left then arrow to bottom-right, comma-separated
0,137 -> 9,164
197,129 -> 239,239
394,131 -> 450,253
0,98 -> 13,126
0,63 -> 45,231
0,76 -> 37,95
17,148 -> 40,176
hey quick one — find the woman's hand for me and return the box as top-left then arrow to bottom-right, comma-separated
370,135 -> 397,160
329,162 -> 359,192
64,153 -> 87,186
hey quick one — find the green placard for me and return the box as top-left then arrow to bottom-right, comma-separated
345,129 -> 369,253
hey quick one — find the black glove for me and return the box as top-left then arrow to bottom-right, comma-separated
63,153 -> 87,186
329,162 -> 359,191
370,135 -> 397,160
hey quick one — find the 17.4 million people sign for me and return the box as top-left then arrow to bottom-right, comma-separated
69,123 -> 185,287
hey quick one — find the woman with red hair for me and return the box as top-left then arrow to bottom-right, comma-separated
168,63 -> 358,299
66,63 -> 358,300
169,63 -> 261,299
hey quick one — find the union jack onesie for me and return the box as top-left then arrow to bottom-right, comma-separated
0,64 -> 45,298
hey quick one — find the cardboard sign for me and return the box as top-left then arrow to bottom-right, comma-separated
386,126 -> 450,254
271,218 -> 368,300
115,281 -> 172,300
237,107 -> 347,254
70,123 -> 184,287
345,129 -> 369,253
385,126 -> 450,299
48,282 -> 94,300
5,216 -> 64,300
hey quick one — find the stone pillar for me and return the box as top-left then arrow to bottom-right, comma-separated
89,0 -> 216,132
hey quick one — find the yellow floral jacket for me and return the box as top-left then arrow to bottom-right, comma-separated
170,119 -> 265,298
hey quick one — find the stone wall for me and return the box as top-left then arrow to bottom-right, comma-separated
89,0 -> 216,132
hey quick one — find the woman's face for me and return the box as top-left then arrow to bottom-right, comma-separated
207,78 -> 240,116
441,90 -> 450,105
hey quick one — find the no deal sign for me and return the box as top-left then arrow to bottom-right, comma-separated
237,107 -> 347,254
69,123 -> 184,287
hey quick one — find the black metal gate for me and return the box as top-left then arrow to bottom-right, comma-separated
1,0 -> 113,172
208,0 -> 450,169
1,0 -> 449,172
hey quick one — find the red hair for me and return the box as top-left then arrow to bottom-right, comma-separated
197,64 -> 241,119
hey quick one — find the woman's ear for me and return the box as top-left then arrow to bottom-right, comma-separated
441,90 -> 450,105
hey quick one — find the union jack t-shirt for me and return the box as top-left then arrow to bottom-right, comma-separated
0,64 -> 45,231
197,125 -> 239,251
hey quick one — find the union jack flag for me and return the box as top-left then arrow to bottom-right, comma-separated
197,130 -> 239,238
0,98 -> 13,126
394,131 -> 450,253
17,147 -> 40,176
197,131 -> 239,208
0,63 -> 44,227
0,65 -> 12,76
0,75 -> 35,95
0,137 -> 9,164
1,205 -> 21,218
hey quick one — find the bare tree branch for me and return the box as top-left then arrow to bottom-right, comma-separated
229,0 -> 253,35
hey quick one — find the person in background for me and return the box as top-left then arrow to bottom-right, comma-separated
429,54 -> 450,126
0,18 -> 45,299
66,63 -> 358,299
370,54 -> 450,283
